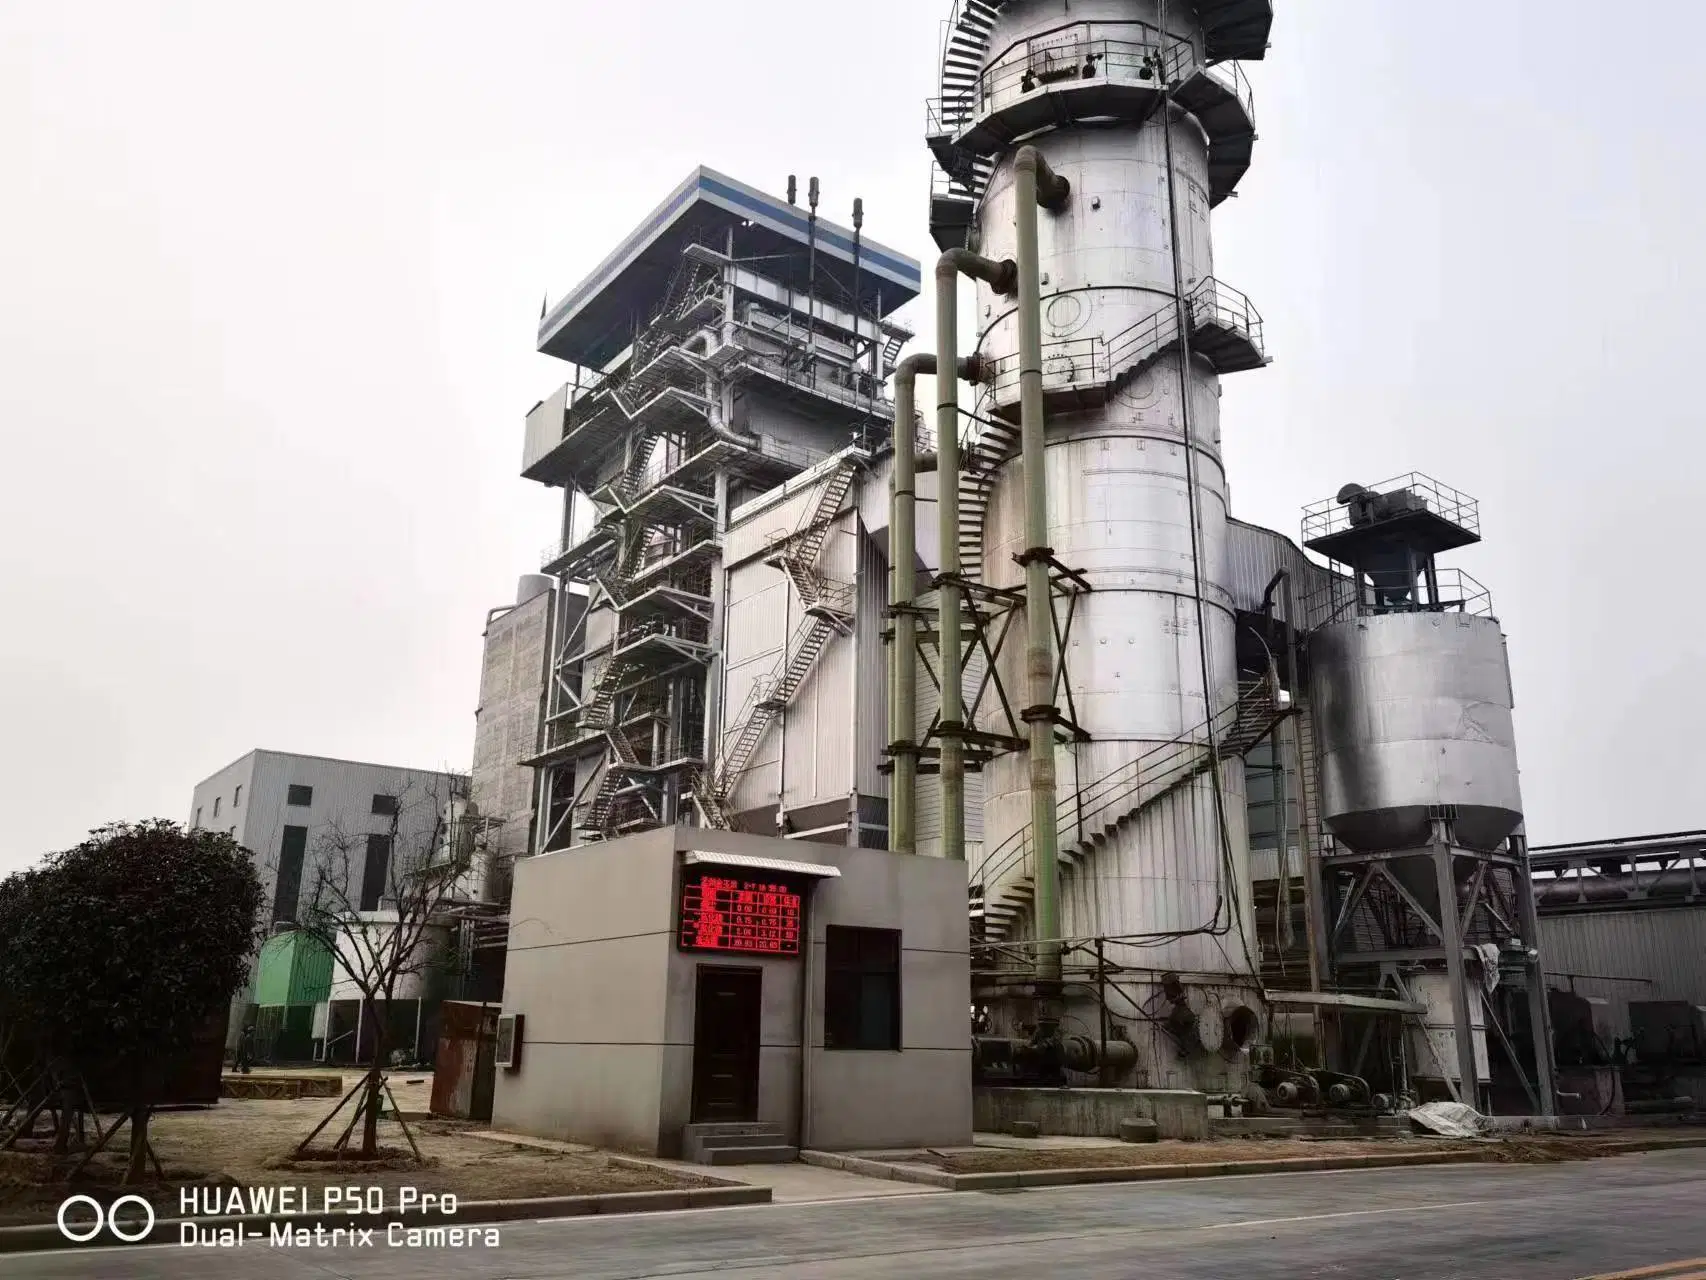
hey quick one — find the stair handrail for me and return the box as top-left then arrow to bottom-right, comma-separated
971,680 -> 1276,899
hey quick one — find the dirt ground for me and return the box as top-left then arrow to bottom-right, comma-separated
0,1082 -> 715,1227
908,1130 -> 1706,1174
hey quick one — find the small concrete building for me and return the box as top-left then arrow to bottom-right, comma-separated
492,827 -> 972,1156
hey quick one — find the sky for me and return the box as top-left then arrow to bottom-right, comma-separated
2,0 -> 1701,875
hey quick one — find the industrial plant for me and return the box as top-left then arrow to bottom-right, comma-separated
214,0 -> 1701,1155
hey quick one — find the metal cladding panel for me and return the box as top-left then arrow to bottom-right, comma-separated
1056,759 -> 1258,976
1310,613 -> 1523,851
583,601 -> 617,658
522,385 -> 568,476
472,589 -> 551,864
722,564 -> 789,812
911,587 -> 985,854
252,933 -> 296,1007
1244,737 -> 1299,854
1539,909 -> 1706,1004
725,449 -> 858,568
855,525 -> 892,800
1225,519 -> 1336,629
974,120 -> 1214,377
254,930 -> 336,1006
780,510 -> 860,813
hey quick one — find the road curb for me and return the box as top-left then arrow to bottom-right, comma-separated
804,1135 -> 1706,1193
0,1184 -> 771,1253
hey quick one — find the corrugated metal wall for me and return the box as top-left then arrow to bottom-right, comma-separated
1225,518 -> 1335,628
855,525 -> 891,802
1539,908 -> 1706,1041
910,586 -> 986,861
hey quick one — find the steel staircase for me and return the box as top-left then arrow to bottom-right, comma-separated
958,281 -> 1265,586
974,675 -> 1289,940
926,0 -> 1267,247
955,411 -> 1020,585
580,656 -> 639,730
700,459 -> 862,826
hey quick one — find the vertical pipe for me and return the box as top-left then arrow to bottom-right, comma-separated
1512,831 -> 1557,1116
1286,574 -> 1328,994
1014,146 -> 1070,991
1273,740 -> 1292,951
806,177 -> 820,389
888,359 -> 932,854
934,250 -> 1015,863
934,263 -> 965,863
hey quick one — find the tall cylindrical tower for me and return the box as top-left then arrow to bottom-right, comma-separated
928,0 -> 1273,1082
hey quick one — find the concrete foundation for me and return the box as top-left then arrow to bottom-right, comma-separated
975,1087 -> 1209,1141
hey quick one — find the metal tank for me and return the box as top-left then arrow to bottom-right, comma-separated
1310,611 -> 1523,853
958,0 -> 1265,985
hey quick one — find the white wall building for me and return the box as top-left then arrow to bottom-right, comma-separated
189,749 -> 467,1047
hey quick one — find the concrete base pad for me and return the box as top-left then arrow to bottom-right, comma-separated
975,1088 -> 1209,1141
221,1075 -> 343,1099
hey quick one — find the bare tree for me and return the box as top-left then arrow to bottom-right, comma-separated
293,773 -> 472,1160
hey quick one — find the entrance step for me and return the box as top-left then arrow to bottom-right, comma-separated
682,1121 -> 794,1165
698,1143 -> 799,1165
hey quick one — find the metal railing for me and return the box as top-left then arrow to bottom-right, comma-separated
977,28 -> 1172,118
973,678 -> 1277,904
1304,566 -> 1495,628
933,24 -> 1256,142
1302,473 -> 1482,545
979,277 -> 1265,401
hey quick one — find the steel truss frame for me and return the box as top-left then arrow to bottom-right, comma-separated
893,553 -> 1093,776
1321,815 -> 1556,1113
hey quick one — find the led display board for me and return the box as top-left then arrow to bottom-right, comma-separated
678,868 -> 802,956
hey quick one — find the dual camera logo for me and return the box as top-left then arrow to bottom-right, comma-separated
57,1194 -> 156,1243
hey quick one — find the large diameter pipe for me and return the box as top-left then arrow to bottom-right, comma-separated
889,354 -> 977,855
1013,146 -> 1070,990
889,354 -> 933,855
933,250 -> 1015,862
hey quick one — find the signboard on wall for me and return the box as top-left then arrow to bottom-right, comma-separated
678,867 -> 803,956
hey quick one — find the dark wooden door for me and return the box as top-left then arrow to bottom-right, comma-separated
690,967 -> 763,1123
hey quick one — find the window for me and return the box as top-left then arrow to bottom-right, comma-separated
233,785 -> 242,807
194,807 -> 202,828
287,784 -> 313,807
824,927 -> 901,1051
370,793 -> 398,817
213,796 -> 221,818
360,835 -> 392,911
273,826 -> 308,924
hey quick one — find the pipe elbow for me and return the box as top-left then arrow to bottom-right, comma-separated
896,353 -> 938,383
1015,146 -> 1072,212
937,248 -> 1018,297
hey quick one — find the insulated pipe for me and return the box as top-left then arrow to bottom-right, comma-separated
1013,146 -> 1070,992
935,250 -> 1016,863
889,354 -> 932,856
893,353 -> 989,863
888,352 -> 977,855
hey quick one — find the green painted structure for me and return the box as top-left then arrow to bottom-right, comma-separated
253,930 -> 334,1008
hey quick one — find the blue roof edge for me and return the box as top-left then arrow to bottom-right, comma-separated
536,165 -> 922,356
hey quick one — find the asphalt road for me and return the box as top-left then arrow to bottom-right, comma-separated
3,1148 -> 1703,1280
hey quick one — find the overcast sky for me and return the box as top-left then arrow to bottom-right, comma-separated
2,1 -> 1700,874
